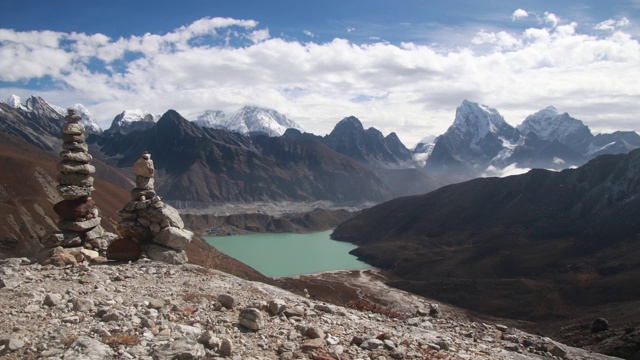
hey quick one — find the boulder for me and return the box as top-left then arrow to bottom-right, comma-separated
86,232 -> 118,253
151,338 -> 205,359
218,294 -> 235,309
139,205 -> 184,229
144,244 -> 188,264
116,220 -> 153,243
59,151 -> 92,163
58,163 -> 95,175
56,185 -> 95,200
268,299 -> 288,315
61,133 -> 85,143
41,231 -> 83,248
42,247 -> 78,267
83,224 -> 105,240
62,336 -> 114,359
62,141 -> 88,152
239,308 -> 264,331
133,153 -> 154,177
53,197 -> 96,221
592,318 -> 609,333
131,188 -> 157,200
153,227 -> 193,250
135,175 -> 155,190
58,173 -> 94,187
62,122 -> 85,135
123,199 -> 152,212
57,217 -> 101,232
106,238 -> 142,262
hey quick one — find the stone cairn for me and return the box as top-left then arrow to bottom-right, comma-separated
108,151 -> 194,264
40,108 -> 117,265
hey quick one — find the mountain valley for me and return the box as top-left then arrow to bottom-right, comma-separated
1,94 -> 640,358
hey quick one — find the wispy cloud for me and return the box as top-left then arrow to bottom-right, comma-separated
1,13 -> 639,147
594,17 -> 631,31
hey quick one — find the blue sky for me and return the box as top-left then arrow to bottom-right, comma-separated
1,0 -> 639,146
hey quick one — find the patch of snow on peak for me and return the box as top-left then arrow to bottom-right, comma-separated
481,163 -> 531,178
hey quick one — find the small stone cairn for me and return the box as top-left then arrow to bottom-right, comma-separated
40,108 -> 117,265
109,151 -> 194,264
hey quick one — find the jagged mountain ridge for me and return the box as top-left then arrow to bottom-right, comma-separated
89,110 -> 394,204
4,94 -> 639,193
322,116 -> 413,166
0,96 -> 66,151
332,148 -> 640,322
423,100 -> 640,180
2,95 -> 101,134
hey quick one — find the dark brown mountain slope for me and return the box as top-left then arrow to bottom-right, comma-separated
0,131 -> 270,283
332,149 -> 640,322
0,132 -> 127,257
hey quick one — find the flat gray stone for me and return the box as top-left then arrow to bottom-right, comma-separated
144,244 -> 188,265
153,227 -> 193,250
57,217 -> 101,232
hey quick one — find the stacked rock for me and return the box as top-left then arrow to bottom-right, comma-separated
109,151 -> 193,264
40,109 -> 117,265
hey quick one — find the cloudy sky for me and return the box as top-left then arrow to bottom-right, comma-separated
1,0 -> 639,147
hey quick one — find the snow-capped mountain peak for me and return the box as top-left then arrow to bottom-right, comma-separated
451,100 -> 516,151
222,106 -> 303,137
3,95 -> 102,133
105,109 -> 159,135
4,95 -> 25,109
71,103 -> 102,133
517,106 -> 591,144
193,110 -> 226,128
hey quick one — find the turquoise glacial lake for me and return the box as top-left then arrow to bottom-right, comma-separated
204,230 -> 371,277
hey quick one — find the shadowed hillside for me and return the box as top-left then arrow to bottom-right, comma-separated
90,110 -> 393,203
332,149 -> 640,322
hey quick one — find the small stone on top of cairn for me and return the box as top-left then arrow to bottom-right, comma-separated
108,151 -> 193,264
40,108 -> 117,266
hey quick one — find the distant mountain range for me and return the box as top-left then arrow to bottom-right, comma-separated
3,94 -> 640,193
422,100 -> 640,181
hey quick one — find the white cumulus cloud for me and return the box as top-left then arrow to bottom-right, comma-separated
511,9 -> 529,21
1,13 -> 640,148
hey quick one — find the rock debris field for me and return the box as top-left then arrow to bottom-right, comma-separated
0,258 -> 619,360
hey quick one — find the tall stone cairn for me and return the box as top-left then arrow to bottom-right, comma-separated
109,151 -> 193,264
40,108 -> 117,265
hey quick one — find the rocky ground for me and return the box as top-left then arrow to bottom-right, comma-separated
0,257 -> 620,359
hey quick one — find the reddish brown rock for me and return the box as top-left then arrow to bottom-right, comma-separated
106,238 -> 142,262
116,220 -> 153,243
53,198 -> 96,221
